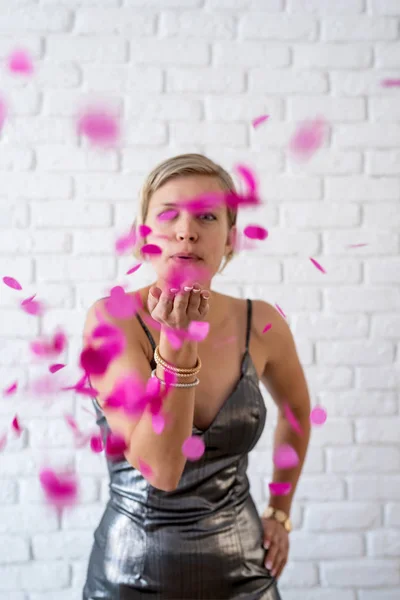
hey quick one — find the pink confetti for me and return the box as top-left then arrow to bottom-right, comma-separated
347,243 -> 368,248
138,458 -> 153,478
77,105 -> 120,146
126,262 -> 142,275
235,164 -> 258,194
310,405 -> 327,426
381,79 -> 400,88
187,321 -> 210,342
21,296 -> 45,316
0,433 -> 7,451
138,224 -> 152,237
309,257 -> 326,274
244,225 -> 268,241
164,328 -> 184,350
158,209 -> 179,222
11,415 -> 23,436
140,243 -> 162,256
3,381 -> 18,395
289,117 -> 328,161
268,482 -> 292,496
275,304 -> 286,319
105,432 -> 128,459
7,49 -> 34,75
0,96 -> 8,131
151,413 -> 166,435
262,323 -> 272,334
283,402 -> 303,435
3,276 -> 22,290
273,444 -> 299,469
30,329 -> 67,359
49,363 -> 65,374
90,434 -> 103,453
212,335 -> 237,349
104,286 -> 138,319
182,435 -> 205,461
252,114 -> 269,128
39,467 -> 78,512
115,229 -> 137,255
80,341 -> 121,376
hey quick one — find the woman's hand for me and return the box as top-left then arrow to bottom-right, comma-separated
147,284 -> 210,330
261,517 -> 290,580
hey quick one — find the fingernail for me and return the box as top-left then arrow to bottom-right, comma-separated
266,561 -> 272,570
184,286 -> 193,292
170,288 -> 179,293
192,286 -> 201,292
271,569 -> 276,577
263,541 -> 269,549
201,291 -> 210,299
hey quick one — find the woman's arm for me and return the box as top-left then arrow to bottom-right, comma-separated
260,305 -> 312,516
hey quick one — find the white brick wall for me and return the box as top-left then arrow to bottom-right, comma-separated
0,0 -> 399,598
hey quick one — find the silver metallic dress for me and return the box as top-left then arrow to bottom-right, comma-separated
83,299 -> 282,599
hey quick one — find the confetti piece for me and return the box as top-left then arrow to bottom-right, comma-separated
275,304 -> 287,319
104,286 -> 138,320
235,164 -> 258,194
310,405 -> 327,426
21,296 -> 45,316
30,329 -> 67,358
2,276 -> 22,290
77,105 -> 120,146
49,363 -> 65,373
11,415 -> 23,436
7,49 -> 34,75
273,444 -> 299,469
252,114 -> 269,128
283,401 -> 303,435
126,263 -> 142,275
138,458 -> 153,478
105,432 -> 128,459
158,209 -> 179,221
262,323 -> 272,334
0,96 -> 7,131
138,224 -> 152,237
289,117 -> 328,161
309,257 -> 326,274
244,225 -> 268,241
0,433 -> 7,451
90,434 -> 103,453
115,229 -> 137,255
80,341 -> 121,376
182,435 -> 205,461
268,482 -> 292,496
151,413 -> 166,435
39,467 -> 78,512
347,243 -> 368,248
187,321 -> 210,342
141,243 -> 162,256
381,79 -> 400,87
3,381 -> 17,395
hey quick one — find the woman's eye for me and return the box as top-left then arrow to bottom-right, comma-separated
199,213 -> 216,221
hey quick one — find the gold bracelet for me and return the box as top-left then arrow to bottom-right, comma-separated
154,344 -> 201,376
262,506 -> 292,533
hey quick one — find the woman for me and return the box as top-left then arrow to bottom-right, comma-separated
82,153 -> 311,599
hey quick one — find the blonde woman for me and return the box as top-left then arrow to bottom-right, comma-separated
82,153 -> 311,599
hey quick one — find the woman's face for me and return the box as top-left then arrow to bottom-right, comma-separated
143,175 -> 236,286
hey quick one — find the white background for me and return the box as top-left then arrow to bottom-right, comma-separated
0,0 -> 399,599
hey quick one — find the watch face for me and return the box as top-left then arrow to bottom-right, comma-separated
274,510 -> 286,522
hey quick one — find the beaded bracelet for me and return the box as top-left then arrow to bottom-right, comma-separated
151,369 -> 199,388
154,344 -> 201,376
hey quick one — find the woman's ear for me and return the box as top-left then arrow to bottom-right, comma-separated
227,225 -> 237,253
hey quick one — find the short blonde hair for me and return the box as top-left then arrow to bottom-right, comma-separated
131,153 -> 238,274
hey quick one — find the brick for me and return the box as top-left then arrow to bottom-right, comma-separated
47,35 -> 127,62
31,201 -> 111,228
159,11 -> 235,38
0,6 -> 72,32
320,559 -> 399,587
293,43 -> 372,68
367,530 -> 400,557
0,35 -> 42,58
371,314 -> 400,338
36,256 -> 116,283
0,230 -> 71,254
74,174 -> 142,200
75,8 -> 155,35
366,150 -> 400,175
259,175 -> 322,199
83,65 -> 162,93
327,446 -> 400,473
0,562 -> 70,591
322,17 -> 398,41
213,41 -> 290,67
0,480 -> 17,504
330,70 -> 400,95
364,203 -> 400,228
130,38 -> 209,65
366,258 -> 400,283
348,475 -> 400,500
249,69 -> 327,93
170,122 -> 247,147
288,96 -> 366,121
288,0 -> 364,13
295,476 -> 346,500
240,14 -> 317,40
0,146 -> 34,170
369,0 -> 400,15
370,97 -> 400,121
319,391 -> 397,416
334,124 -> 400,148
32,530 -> 92,560
0,505 -> 58,534
323,229 -> 398,255
36,145 -> 118,172
206,0 -> 283,9
285,257 -> 360,283
316,340 -> 393,365
35,62 -> 81,88
282,591 -> 356,600
2,87 -> 41,116
290,532 -> 363,559
124,121 -> 167,145
304,503 -> 381,530
359,591 -> 400,600
127,94 -> 202,121
355,418 -> 400,443
3,117 -> 75,145
308,418 -> 353,446
0,536 -> 29,563
358,365 -> 399,389
167,67 -> 245,93
385,503 -> 400,527
125,0 -> 202,5
376,43 -> 400,67
282,202 -> 360,226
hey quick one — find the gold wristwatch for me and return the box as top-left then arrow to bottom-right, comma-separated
262,506 -> 292,533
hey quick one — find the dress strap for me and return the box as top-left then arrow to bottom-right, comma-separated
136,313 -> 157,353
245,298 -> 252,352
